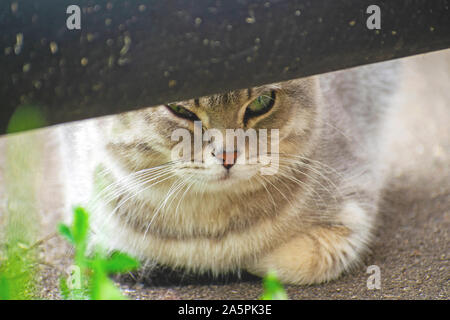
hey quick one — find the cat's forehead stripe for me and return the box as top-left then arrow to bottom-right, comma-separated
186,84 -> 280,108
194,98 -> 200,107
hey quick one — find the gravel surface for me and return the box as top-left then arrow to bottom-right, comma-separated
0,50 -> 448,300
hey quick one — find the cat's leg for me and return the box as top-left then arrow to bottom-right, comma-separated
246,201 -> 374,285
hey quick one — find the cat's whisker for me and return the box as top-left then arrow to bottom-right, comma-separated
254,175 -> 277,209
101,171 -> 177,230
175,176 -> 196,218
95,167 -> 174,207
277,158 -> 341,204
277,154 -> 366,202
88,162 -> 179,209
89,167 -> 175,215
163,176 -> 193,216
275,166 -> 329,209
93,160 -> 184,205
142,176 -> 186,240
311,117 -> 363,149
257,174 -> 295,210
278,157 -> 340,191
257,173 -> 336,224
93,163 -> 172,198
275,152 -> 345,179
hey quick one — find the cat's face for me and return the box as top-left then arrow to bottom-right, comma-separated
104,78 -> 319,194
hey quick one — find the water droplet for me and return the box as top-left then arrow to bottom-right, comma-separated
81,57 -> 88,66
92,83 -> 103,91
87,33 -> 95,42
245,16 -> 256,24
14,33 -> 23,55
49,42 -> 58,54
120,36 -> 132,55
108,55 -> 115,67
11,2 -> 18,13
33,80 -> 42,89
23,63 -> 31,73
118,57 -> 130,66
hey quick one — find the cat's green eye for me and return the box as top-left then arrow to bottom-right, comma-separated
245,91 -> 276,121
166,103 -> 199,121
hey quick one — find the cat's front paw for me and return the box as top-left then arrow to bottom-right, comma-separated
246,202 -> 373,285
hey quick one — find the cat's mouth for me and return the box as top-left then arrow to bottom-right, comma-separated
218,171 -> 231,181
201,172 -> 233,183
176,163 -> 262,190
190,170 -> 240,186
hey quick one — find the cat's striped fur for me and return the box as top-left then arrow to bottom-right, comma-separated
58,60 -> 399,284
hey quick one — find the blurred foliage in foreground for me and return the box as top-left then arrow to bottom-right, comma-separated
0,104 -> 45,299
58,207 -> 140,300
260,271 -> 288,300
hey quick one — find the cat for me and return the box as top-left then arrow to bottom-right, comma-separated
58,59 -> 400,285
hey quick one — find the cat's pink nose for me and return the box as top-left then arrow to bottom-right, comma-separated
215,151 -> 238,170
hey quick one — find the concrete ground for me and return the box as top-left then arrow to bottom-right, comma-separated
0,49 -> 448,300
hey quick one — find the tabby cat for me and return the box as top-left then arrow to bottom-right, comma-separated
59,60 -> 399,284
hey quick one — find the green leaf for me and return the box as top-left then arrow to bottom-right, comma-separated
57,206 -> 139,300
90,258 -> 126,300
0,274 -> 11,300
59,276 -> 70,300
260,271 -> 288,300
91,276 -> 126,300
72,206 -> 89,244
101,252 -> 140,273
6,104 -> 46,134
58,224 -> 75,244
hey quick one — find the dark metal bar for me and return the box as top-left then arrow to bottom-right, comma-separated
1,0 -> 449,134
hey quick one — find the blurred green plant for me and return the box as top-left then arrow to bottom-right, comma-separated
0,241 -> 37,300
6,104 -> 46,134
0,104 -> 45,300
58,206 -> 140,300
260,271 -> 288,300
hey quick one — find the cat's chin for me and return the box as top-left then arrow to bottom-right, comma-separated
188,171 -> 260,194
